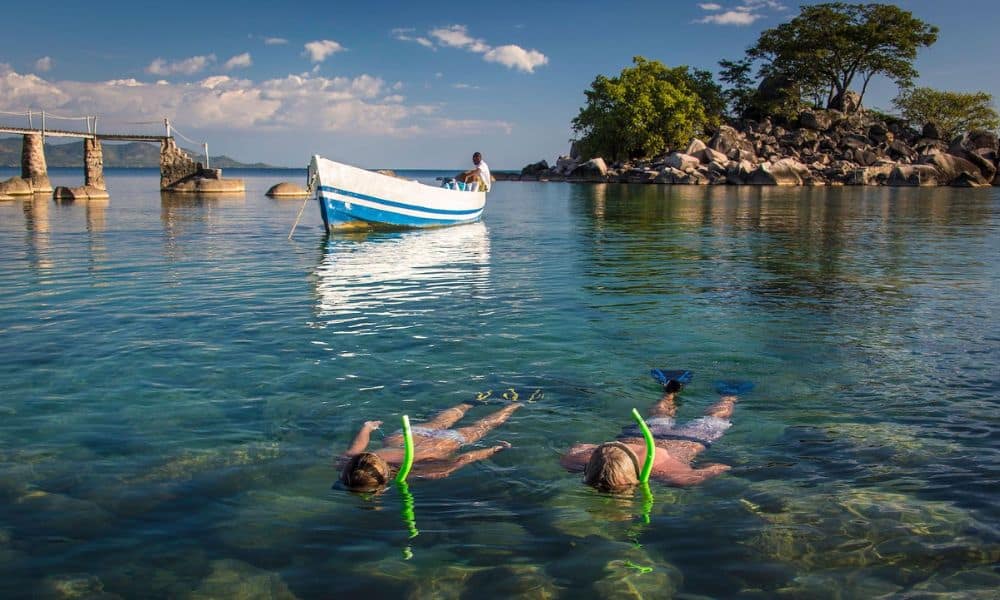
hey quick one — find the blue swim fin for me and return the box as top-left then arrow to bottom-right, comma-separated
715,380 -> 754,396
650,369 -> 694,391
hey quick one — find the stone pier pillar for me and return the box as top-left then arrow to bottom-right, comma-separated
84,138 -> 106,190
21,133 -> 52,193
160,138 -> 199,190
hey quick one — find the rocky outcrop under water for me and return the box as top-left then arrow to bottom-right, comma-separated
508,110 -> 1000,187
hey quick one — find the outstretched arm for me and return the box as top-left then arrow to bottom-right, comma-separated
342,420 -> 382,459
654,463 -> 730,487
413,442 -> 511,480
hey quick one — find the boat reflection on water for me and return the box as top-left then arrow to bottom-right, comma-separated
313,222 -> 491,333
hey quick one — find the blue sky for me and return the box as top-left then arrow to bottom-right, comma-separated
1,0 -> 997,168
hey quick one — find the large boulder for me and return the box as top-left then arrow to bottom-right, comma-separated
265,182 -> 309,197
961,150 -> 997,182
830,90 -> 862,113
919,153 -> 988,185
914,138 -> 949,156
700,147 -> 728,164
868,123 -> 893,144
0,176 -> 33,196
555,155 -> 578,175
887,164 -> 942,187
922,122 -> 942,140
799,110 -> 833,131
568,157 -> 608,181
520,160 -> 549,177
950,171 -> 990,187
663,152 -> 701,172
964,129 -> 999,152
52,185 -> 110,200
708,125 -> 755,156
747,159 -> 806,185
685,139 -> 707,155
725,160 -> 755,184
887,139 -> 916,162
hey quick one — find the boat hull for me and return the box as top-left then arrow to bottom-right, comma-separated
311,156 -> 486,230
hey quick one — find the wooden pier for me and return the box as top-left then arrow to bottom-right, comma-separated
0,112 -> 244,199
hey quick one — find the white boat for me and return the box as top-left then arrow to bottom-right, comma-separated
309,155 -> 487,231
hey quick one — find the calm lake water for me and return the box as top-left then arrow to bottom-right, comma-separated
1,167 -> 998,598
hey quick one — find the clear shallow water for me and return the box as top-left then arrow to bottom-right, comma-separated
1,167 -> 998,598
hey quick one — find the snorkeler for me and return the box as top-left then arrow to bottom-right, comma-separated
560,370 -> 751,491
338,400 -> 520,491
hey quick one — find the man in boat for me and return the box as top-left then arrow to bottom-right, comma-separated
459,151 -> 491,192
338,399 -> 519,491
560,370 -> 751,491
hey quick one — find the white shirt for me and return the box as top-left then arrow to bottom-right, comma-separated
475,160 -> 491,191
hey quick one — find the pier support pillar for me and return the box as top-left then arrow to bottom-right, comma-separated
21,133 -> 52,193
160,138 -> 199,190
84,138 -> 106,190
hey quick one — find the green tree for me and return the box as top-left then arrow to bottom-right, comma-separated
892,87 -> 1000,140
718,58 -> 755,118
747,3 -> 938,111
571,57 -> 720,161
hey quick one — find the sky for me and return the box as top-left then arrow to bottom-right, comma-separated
1,0 -> 997,169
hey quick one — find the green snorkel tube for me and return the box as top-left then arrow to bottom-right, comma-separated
394,415 -> 418,556
631,408 -> 655,525
395,415 -> 415,484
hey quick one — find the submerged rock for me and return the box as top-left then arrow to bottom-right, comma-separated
189,559 -> 298,600
38,573 -> 116,599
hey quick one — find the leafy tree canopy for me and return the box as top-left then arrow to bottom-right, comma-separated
571,56 -> 723,162
892,87 -> 1000,140
747,3 -> 938,112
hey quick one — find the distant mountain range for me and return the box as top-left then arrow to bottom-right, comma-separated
0,137 -> 274,168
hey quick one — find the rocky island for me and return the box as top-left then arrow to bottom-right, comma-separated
508,101 -> 999,188
508,3 -> 998,189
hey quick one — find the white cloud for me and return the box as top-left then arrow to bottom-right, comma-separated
146,54 -> 216,76
264,37 -> 288,45
452,83 -> 480,89
223,53 -> 253,70
429,25 -> 491,53
697,10 -> 759,25
35,57 -> 53,72
483,45 -> 548,73
105,78 -> 145,87
303,40 -> 345,63
0,64 -> 503,137
695,1 -> 785,25
422,24 -> 548,73
392,28 -> 435,49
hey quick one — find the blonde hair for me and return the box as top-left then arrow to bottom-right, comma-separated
340,452 -> 390,491
584,442 -> 641,491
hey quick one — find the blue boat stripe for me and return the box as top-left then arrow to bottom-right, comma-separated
319,185 -> 483,216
